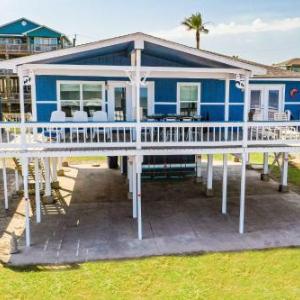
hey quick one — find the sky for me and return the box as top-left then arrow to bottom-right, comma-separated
1,0 -> 300,65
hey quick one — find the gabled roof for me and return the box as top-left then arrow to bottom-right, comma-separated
0,32 -> 267,76
0,17 -> 68,40
0,18 -> 39,35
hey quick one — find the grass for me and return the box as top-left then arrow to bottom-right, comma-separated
0,248 -> 299,299
65,156 -> 107,165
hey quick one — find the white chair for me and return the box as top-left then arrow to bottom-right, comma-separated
45,110 -> 66,141
91,111 -> 108,139
71,111 -> 89,141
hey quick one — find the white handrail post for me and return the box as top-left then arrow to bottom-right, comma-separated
21,157 -> 31,247
224,76 -> 230,141
195,154 -> 202,183
132,156 -> 137,218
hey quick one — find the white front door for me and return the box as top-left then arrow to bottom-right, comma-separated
249,84 -> 284,120
107,81 -> 132,121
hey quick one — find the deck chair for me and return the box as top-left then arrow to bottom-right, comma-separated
91,111 -> 108,139
44,110 -> 66,141
71,111 -> 89,141
274,112 -> 300,140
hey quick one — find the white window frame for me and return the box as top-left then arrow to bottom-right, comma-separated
57,80 -> 106,113
249,84 -> 285,120
176,82 -> 201,115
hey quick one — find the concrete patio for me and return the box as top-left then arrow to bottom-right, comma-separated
1,161 -> 300,265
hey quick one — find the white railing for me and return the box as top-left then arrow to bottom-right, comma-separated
140,122 -> 244,147
1,121 -> 300,151
248,121 -> 300,145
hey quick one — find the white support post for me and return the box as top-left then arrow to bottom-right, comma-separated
222,154 -> 228,214
132,157 -> 137,218
136,155 -> 143,240
243,73 -> 250,147
127,156 -> 133,199
18,70 -> 26,149
57,157 -> 64,176
15,168 -> 20,193
21,157 -> 31,247
135,48 -> 142,149
279,152 -> 289,192
261,152 -> 269,181
195,155 -> 202,183
239,152 -> 247,234
34,158 -> 41,223
2,158 -> 8,210
120,156 -> 124,174
51,158 -> 58,182
206,154 -> 213,196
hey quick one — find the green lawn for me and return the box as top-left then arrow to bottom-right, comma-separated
0,248 -> 299,299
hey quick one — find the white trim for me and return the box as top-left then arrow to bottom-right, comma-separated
177,82 -> 201,115
285,102 -> 300,105
252,78 -> 300,82
36,101 -> 57,104
155,102 -> 176,105
56,80 -> 105,113
200,102 -> 225,106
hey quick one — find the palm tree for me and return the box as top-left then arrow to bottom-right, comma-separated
182,13 -> 209,49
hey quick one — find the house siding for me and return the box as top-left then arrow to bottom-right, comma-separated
35,75 -> 300,122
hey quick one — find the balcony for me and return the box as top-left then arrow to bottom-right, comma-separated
0,43 -> 70,56
1,121 -> 300,154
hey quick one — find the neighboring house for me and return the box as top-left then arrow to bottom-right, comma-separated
0,18 -> 71,119
274,58 -> 300,73
1,32 -> 300,246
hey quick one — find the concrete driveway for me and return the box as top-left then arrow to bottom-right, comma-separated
1,162 -> 300,265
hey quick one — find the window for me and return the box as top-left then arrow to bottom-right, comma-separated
177,83 -> 200,116
250,90 -> 261,109
58,82 -> 104,117
34,37 -> 58,45
268,90 -> 279,110
140,87 -> 148,120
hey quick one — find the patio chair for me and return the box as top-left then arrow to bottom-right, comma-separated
44,110 -> 66,142
71,111 -> 89,141
91,111 -> 108,139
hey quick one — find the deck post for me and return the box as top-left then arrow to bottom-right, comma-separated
51,158 -> 59,189
136,155 -> 143,240
243,73 -> 250,147
15,168 -> 20,193
21,157 -> 31,247
2,158 -> 8,210
195,155 -> 202,183
135,48 -> 142,150
261,152 -> 269,181
205,154 -> 213,196
43,157 -> 53,203
222,153 -> 228,214
57,157 -> 64,176
239,152 -> 247,234
127,156 -> 133,199
279,152 -> 289,192
132,156 -> 137,218
34,158 -> 41,223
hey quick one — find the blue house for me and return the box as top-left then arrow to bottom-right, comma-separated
1,32 -> 300,245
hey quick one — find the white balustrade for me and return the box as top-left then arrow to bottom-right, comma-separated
1,121 -> 300,151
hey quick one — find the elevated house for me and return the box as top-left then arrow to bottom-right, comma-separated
1,32 -> 300,248
0,18 -> 72,118
274,58 -> 300,73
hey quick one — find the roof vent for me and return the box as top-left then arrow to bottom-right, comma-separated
21,20 -> 27,26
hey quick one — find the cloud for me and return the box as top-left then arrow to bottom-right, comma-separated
151,17 -> 300,40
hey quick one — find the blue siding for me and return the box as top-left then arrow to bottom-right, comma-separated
0,18 -> 38,35
37,103 -> 57,121
155,104 -> 176,114
26,26 -> 62,38
201,105 -> 224,121
285,104 -> 300,120
229,105 -> 243,121
229,81 -> 244,103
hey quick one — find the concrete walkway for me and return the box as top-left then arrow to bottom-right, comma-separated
1,162 -> 300,265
